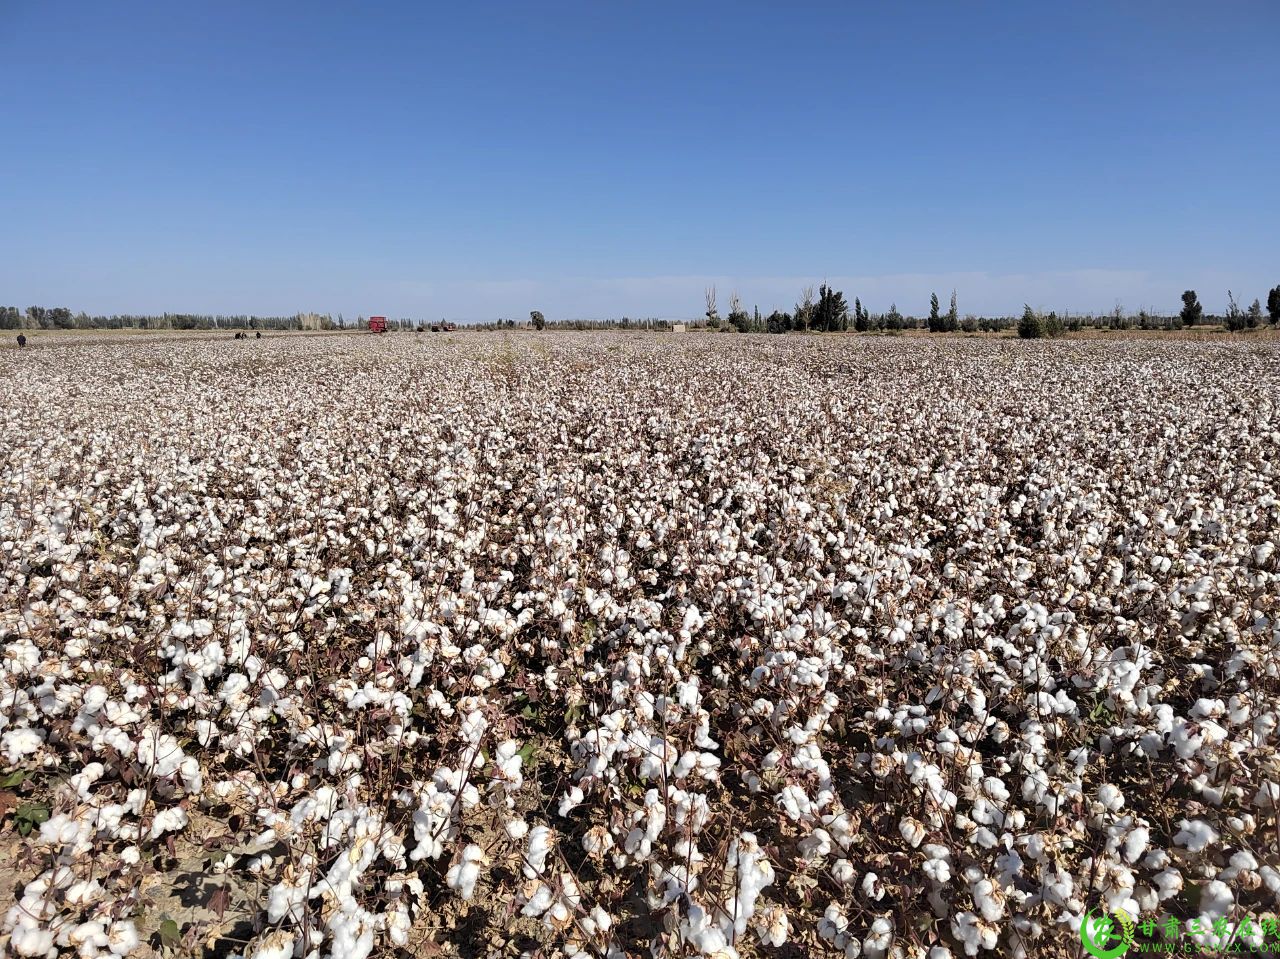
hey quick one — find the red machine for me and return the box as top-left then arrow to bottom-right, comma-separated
368,315 -> 388,333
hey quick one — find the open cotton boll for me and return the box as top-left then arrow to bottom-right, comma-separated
1095,783 -> 1124,812
1199,879 -> 1233,919
248,930 -> 295,959
831,859 -> 856,885
326,902 -> 376,959
755,904 -> 788,947
2,727 -> 45,764
724,832 -> 774,939
524,825 -> 554,877
952,911 -> 999,956
1173,819 -> 1219,853
558,786 -> 584,817
105,920 -> 140,957
148,806 -> 189,839
861,873 -> 885,901
446,844 -> 487,900
899,816 -> 926,847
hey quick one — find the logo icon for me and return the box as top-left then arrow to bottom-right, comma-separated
1081,908 -> 1135,959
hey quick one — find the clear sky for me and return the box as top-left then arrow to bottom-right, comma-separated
2,1 -> 1276,320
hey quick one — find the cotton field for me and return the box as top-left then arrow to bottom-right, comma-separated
1,331 -> 1278,959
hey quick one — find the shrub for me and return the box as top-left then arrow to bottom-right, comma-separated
1017,305 -> 1043,339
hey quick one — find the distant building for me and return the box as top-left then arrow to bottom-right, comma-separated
671,323 -> 687,333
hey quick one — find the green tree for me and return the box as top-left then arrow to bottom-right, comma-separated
1180,290 -> 1203,326
946,290 -> 959,332
928,292 -> 941,332
1267,286 -> 1280,323
530,310 -> 545,330
854,297 -> 868,332
884,303 -> 904,330
1246,298 -> 1263,328
811,284 -> 849,332
1018,304 -> 1043,339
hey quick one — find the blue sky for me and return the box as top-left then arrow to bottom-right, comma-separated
2,1 -> 1276,320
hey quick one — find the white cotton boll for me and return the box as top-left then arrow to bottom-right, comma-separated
2,727 -> 45,764
248,930 -> 295,959
446,844 -> 487,900
1122,825 -> 1149,863
971,878 -> 1005,922
970,826 -> 998,849
798,828 -> 833,861
66,762 -> 104,800
66,920 -> 110,956
1173,819 -> 1218,853
1199,879 -> 1233,919
267,878 -> 308,923
778,784 -> 812,821
1153,868 -> 1182,901
755,904 -> 788,947
106,920 -> 140,956
832,858 -> 855,885
930,948 -> 954,959
525,825 -> 553,877
521,882 -> 554,917
558,786 -> 584,817
582,825 -> 613,857
952,911 -> 999,956
862,916 -> 894,959
149,806 -> 188,839
495,740 -> 524,788
899,816 -> 926,847
9,921 -> 56,957
726,832 -> 774,938
682,901 -> 730,954
1253,780 -> 1279,808
923,857 -> 952,884
65,878 -> 103,905
818,902 -> 849,943
327,904 -> 375,959
1096,783 -> 1124,812
861,872 -> 885,901
673,751 -> 697,779
506,818 -> 529,841
588,905 -> 613,934
1219,850 -> 1258,883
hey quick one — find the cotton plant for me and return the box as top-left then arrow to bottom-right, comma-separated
0,333 -> 1277,957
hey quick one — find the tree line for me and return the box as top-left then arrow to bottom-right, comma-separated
475,316 -> 677,331
0,308 -> 354,331
693,284 -> 1280,336
6,285 -> 1279,334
